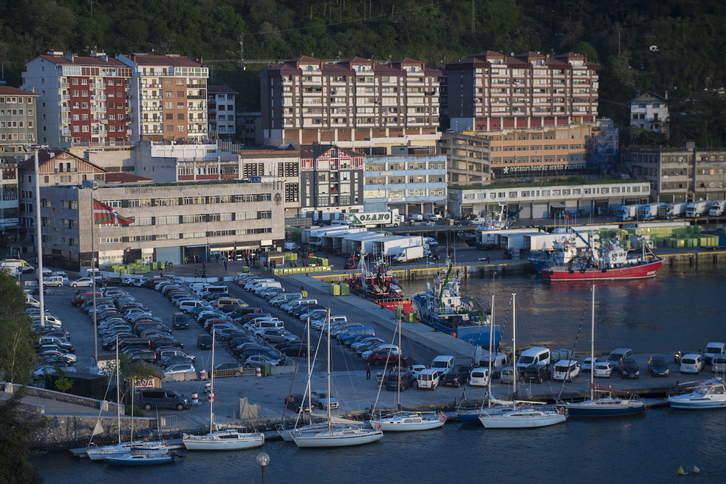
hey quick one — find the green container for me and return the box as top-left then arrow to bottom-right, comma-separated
329,283 -> 340,296
340,283 -> 350,295
262,363 -> 272,376
394,305 -> 403,320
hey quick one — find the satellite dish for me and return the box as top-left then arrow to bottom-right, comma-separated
649,45 -> 659,52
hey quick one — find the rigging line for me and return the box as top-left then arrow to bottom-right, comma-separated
555,286 -> 593,401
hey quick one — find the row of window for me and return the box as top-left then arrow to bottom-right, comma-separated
461,185 -> 644,200
100,193 -> 273,208
98,227 -> 272,244
0,97 -> 34,104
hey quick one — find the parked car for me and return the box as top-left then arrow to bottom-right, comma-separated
277,341 -> 309,357
409,364 -> 427,379
619,357 -> 640,379
257,328 -> 300,345
593,361 -> 617,378
70,277 -> 94,288
680,353 -> 704,374
285,394 -> 312,413
647,355 -> 670,377
385,367 -> 416,391
523,364 -> 551,383
367,349 -> 407,367
244,354 -> 282,367
581,357 -> 596,373
311,390 -> 339,410
441,366 -> 472,387
171,313 -> 191,330
163,362 -> 196,376
196,334 -> 213,350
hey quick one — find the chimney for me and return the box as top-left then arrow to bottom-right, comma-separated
64,53 -> 75,62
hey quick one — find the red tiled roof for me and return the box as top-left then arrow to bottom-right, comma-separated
103,173 -> 153,184
0,86 -> 37,96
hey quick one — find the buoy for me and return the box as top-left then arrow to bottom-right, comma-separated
255,367 -> 262,377
692,465 -> 700,474
208,392 -> 215,403
438,414 -> 447,423
677,466 -> 685,476
191,392 -> 199,405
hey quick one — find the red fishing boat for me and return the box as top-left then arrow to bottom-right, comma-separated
346,255 -> 411,312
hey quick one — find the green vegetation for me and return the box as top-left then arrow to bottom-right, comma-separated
0,1 -> 724,144
0,390 -> 46,484
0,272 -> 37,384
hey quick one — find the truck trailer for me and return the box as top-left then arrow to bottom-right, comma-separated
343,210 -> 404,228
686,200 -> 712,218
614,204 -> 640,222
638,203 -> 664,221
658,202 -> 688,219
708,200 -> 726,217
392,246 -> 425,263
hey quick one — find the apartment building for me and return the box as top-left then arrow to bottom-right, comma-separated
438,132 -> 491,185
16,151 -> 285,269
0,157 -> 19,234
116,54 -> 208,143
260,56 -> 442,147
623,143 -> 726,203
0,86 -> 39,152
629,92 -> 669,134
363,150 -> 447,215
299,144 -> 364,218
22,52 -> 131,148
445,51 -> 600,133
207,85 -> 238,141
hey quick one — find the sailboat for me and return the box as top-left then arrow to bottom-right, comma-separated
183,329 -> 265,450
478,293 -> 567,429
370,314 -> 446,432
564,286 -> 646,417
86,337 -> 167,461
291,310 -> 384,448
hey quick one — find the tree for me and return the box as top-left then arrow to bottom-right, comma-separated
0,272 -> 37,385
0,388 -> 46,484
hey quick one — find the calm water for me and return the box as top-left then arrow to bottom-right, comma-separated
32,262 -> 726,483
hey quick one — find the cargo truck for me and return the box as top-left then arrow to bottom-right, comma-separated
371,236 -> 426,257
708,200 -> 726,217
685,200 -> 712,218
343,210 -> 404,228
658,202 -> 688,219
614,204 -> 640,222
392,246 -> 425,263
638,203 -> 664,221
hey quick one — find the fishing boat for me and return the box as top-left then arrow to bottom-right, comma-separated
478,293 -> 567,429
565,286 -> 646,417
540,228 -> 664,281
183,330 -> 265,450
666,379 -> 726,409
346,254 -> 412,312
103,448 -> 174,466
370,315 -> 447,432
411,259 -> 500,347
291,311 -> 384,448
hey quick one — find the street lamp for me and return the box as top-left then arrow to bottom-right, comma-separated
255,452 -> 270,484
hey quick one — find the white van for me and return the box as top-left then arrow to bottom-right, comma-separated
469,367 -> 491,387
245,278 -> 274,291
203,285 -> 229,296
704,342 -> 725,365
249,320 -> 285,333
553,360 -> 581,382
431,355 -> 455,375
516,347 -> 551,373
284,298 -> 318,314
269,292 -> 302,307
417,369 -> 440,390
42,276 -> 65,287
251,281 -> 282,295
178,300 -> 206,313
711,355 -> 726,374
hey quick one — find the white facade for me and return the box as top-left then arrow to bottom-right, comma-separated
629,92 -> 669,133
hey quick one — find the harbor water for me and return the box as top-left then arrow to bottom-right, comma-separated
31,262 -> 726,483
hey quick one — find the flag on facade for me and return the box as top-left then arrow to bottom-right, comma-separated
93,199 -> 135,225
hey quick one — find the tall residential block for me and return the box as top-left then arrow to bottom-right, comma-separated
261,56 -> 442,146
22,51 -> 131,148
117,54 -> 209,142
445,51 -> 600,132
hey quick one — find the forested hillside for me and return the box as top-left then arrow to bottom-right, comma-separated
1,0 -> 725,145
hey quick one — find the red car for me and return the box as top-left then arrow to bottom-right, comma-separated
367,350 -> 408,367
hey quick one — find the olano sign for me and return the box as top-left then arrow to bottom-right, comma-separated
344,212 -> 392,225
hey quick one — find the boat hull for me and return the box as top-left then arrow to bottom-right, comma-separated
541,259 -> 663,282
667,397 -> 726,409
371,414 -> 445,432
478,409 -> 566,429
182,431 -> 264,451
292,428 -> 383,448
566,400 -> 646,417
86,441 -> 167,461
103,450 -> 173,466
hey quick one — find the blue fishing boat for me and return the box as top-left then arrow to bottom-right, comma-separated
411,261 -> 500,347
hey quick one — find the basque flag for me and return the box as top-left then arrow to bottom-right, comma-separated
93,199 -> 135,225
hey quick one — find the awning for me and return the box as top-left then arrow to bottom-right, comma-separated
550,203 -> 566,208
184,244 -> 209,248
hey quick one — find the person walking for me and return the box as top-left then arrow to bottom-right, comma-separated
366,363 -> 371,380
223,259 -> 228,271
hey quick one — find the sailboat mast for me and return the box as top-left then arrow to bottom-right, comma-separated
397,312 -> 402,410
590,285 -> 595,401
487,294 -> 494,404
306,316 -> 312,424
512,293 -> 517,400
210,326 -> 215,433
326,308 -> 332,430
115,335 -> 121,443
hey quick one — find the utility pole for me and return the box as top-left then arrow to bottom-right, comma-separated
239,32 -> 245,71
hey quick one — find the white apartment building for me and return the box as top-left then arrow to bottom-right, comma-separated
629,92 -> 669,134
207,85 -> 238,141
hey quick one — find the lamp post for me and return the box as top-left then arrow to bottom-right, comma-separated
255,452 -> 270,484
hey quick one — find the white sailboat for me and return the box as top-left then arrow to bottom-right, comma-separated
370,314 -> 446,432
478,293 -> 567,429
565,286 -> 646,417
86,337 -> 167,461
183,329 -> 265,450
291,310 -> 384,448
